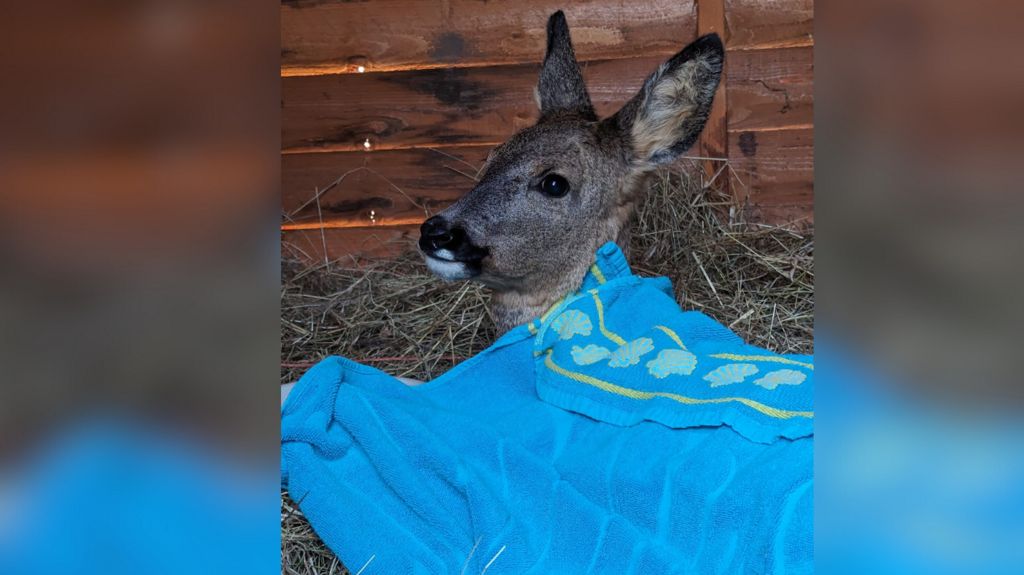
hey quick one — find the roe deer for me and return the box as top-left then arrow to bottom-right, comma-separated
419,11 -> 724,333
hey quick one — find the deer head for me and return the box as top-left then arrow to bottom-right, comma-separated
419,11 -> 724,332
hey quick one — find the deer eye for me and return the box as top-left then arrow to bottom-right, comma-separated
539,173 -> 570,198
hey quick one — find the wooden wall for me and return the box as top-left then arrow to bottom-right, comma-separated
281,0 -> 813,262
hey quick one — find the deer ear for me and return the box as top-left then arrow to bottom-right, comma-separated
609,34 -> 724,166
536,11 -> 596,119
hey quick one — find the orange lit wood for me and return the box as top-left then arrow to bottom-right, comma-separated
281,0 -> 696,77
697,0 -> 730,195
728,126 -> 813,225
282,225 -> 421,263
727,46 -> 813,133
282,54 -> 691,154
282,145 -> 490,229
725,0 -> 813,51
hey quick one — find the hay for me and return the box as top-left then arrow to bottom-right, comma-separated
280,168 -> 814,574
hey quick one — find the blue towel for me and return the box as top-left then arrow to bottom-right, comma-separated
282,242 -> 813,574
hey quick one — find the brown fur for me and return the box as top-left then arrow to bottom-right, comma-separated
423,12 -> 724,334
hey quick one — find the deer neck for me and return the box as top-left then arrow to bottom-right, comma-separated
488,230 -> 632,334
489,277 -> 580,334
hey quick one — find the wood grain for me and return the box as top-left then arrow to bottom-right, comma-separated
728,126 -> 813,224
281,0 -> 813,76
283,46 -> 811,152
727,46 -> 813,132
282,55 -> 676,153
697,0 -> 730,194
281,0 -> 696,76
282,146 -> 489,228
725,0 -> 813,50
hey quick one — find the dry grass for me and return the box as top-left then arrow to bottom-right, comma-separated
280,168 -> 814,574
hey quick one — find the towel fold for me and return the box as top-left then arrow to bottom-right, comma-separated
282,242 -> 813,574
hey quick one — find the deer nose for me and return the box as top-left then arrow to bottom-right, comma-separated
419,216 -> 463,253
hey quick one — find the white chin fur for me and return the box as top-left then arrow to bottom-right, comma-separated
425,255 -> 473,281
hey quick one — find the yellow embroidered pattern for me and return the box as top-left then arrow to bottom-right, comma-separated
590,263 -> 607,285
551,310 -> 593,340
646,349 -> 698,378
653,325 -> 687,350
544,350 -> 813,420
710,354 -> 814,371
540,296 -> 567,323
590,292 -> 627,347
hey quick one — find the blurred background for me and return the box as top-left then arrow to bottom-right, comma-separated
0,0 -> 279,456
0,2 -> 279,574
816,0 -> 1024,572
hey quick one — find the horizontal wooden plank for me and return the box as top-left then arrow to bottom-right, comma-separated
281,134 -> 814,232
727,46 -> 813,132
284,46 -> 810,153
725,0 -> 813,50
282,225 -> 421,263
282,146 -> 489,228
728,126 -> 813,224
281,0 -> 696,76
282,55 -> 670,152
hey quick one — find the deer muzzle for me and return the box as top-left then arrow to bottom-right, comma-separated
418,215 -> 488,281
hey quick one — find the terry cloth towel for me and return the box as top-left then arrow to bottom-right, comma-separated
281,242 -> 813,575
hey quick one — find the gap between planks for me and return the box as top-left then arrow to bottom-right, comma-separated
280,40 -> 814,78
282,140 -> 504,156
282,218 -> 426,231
